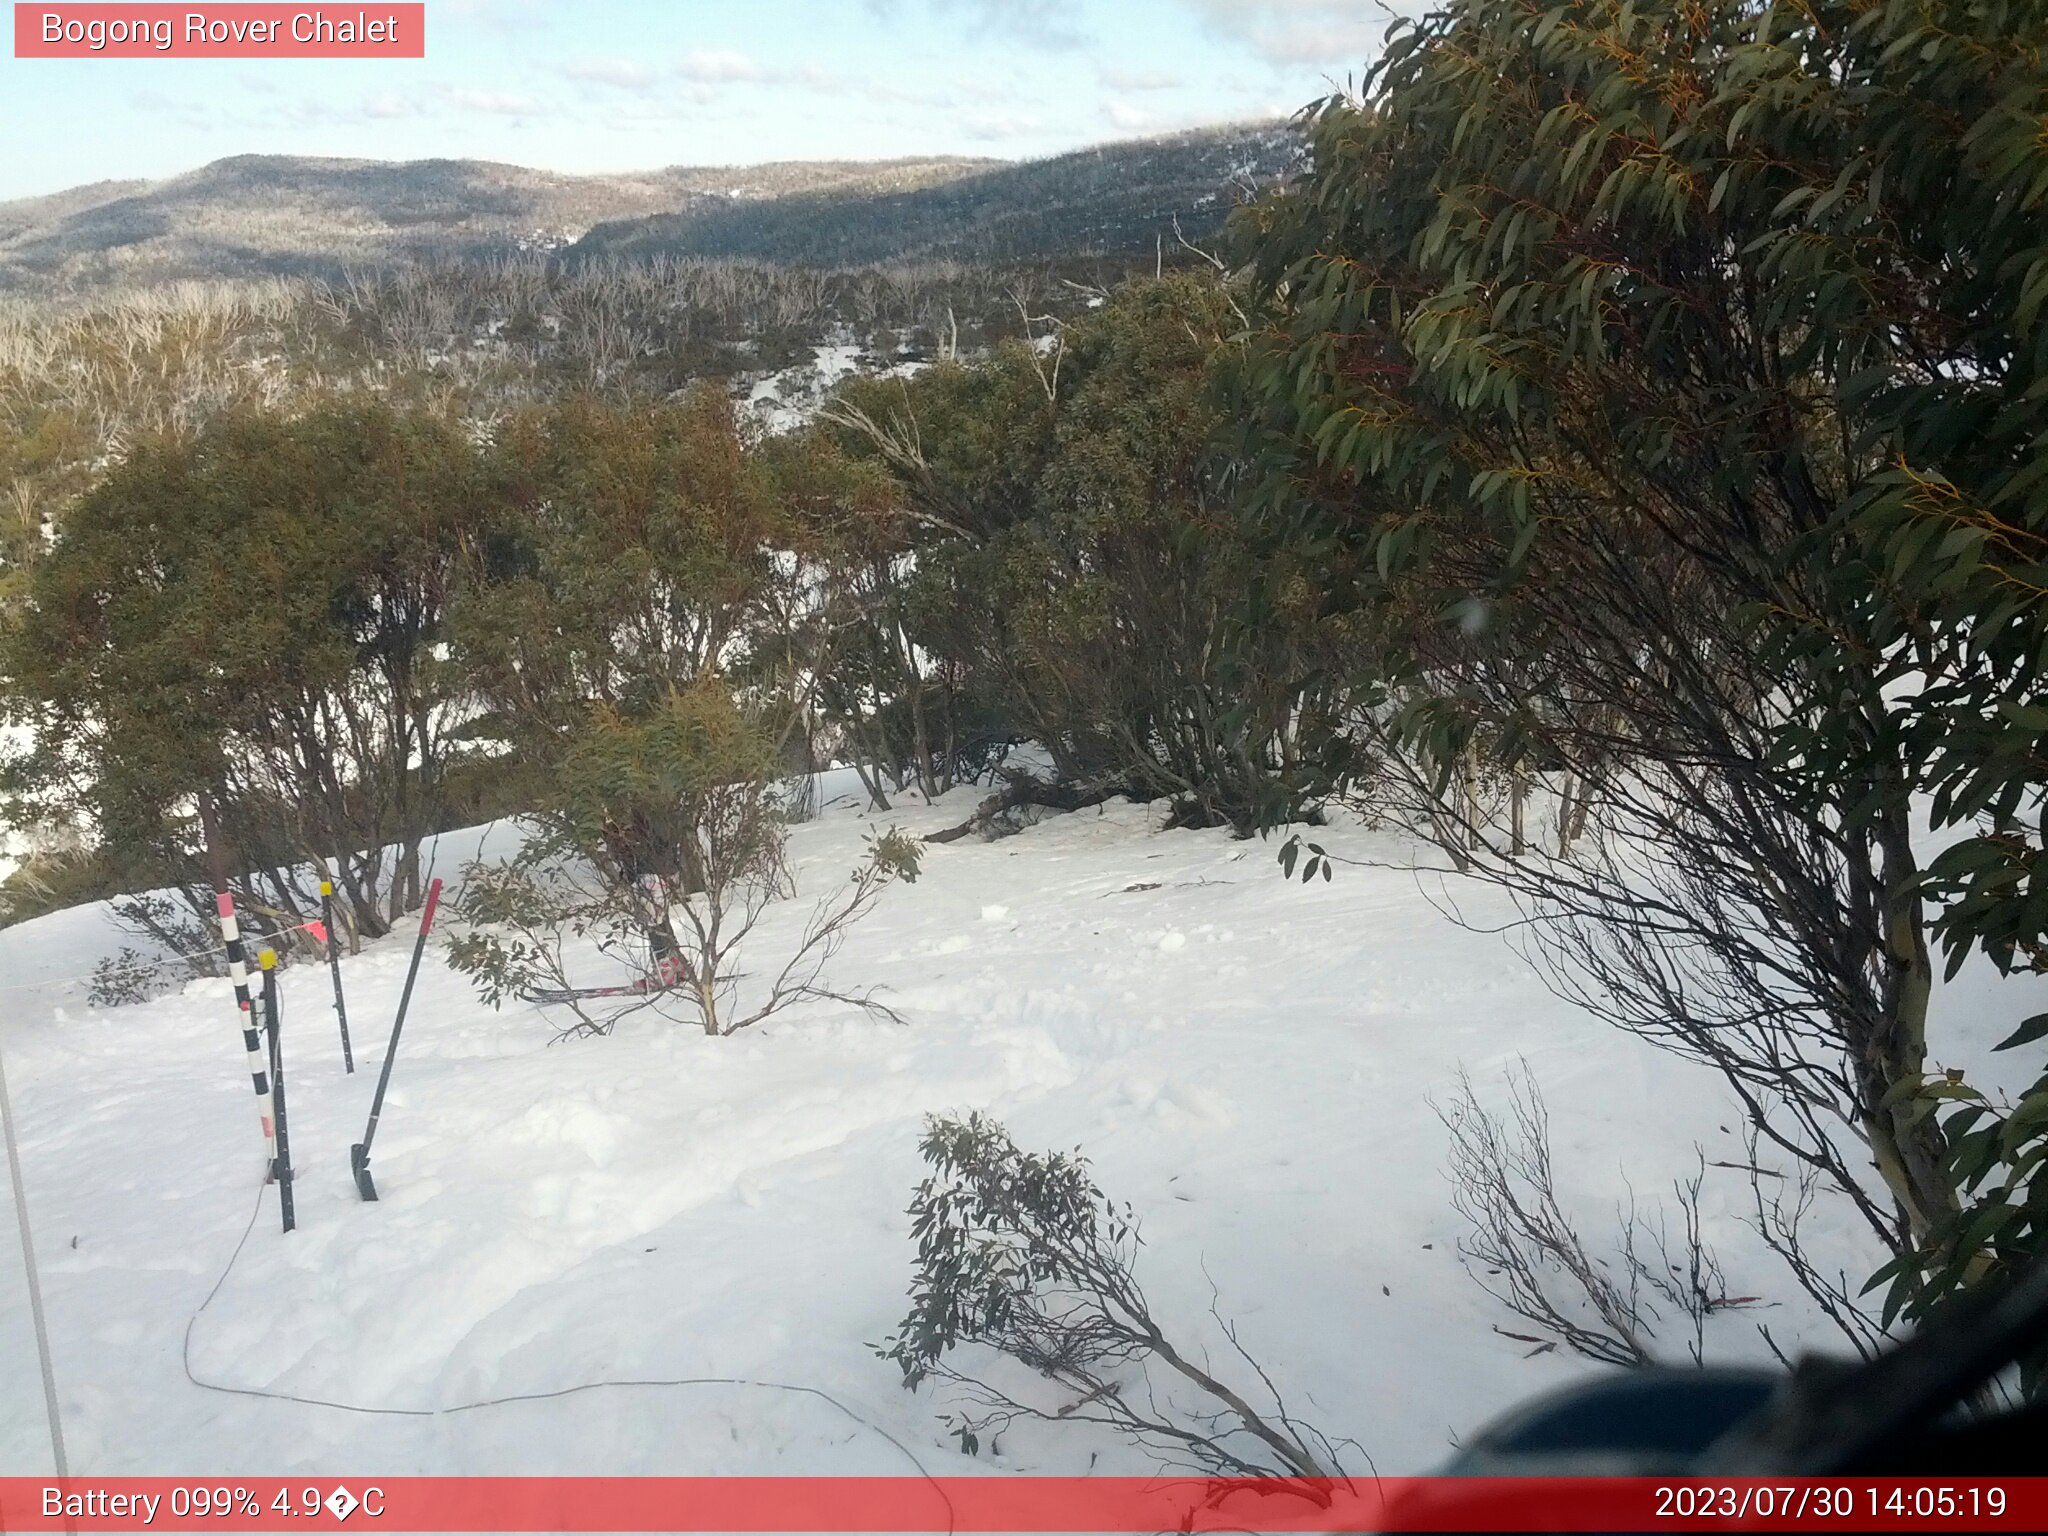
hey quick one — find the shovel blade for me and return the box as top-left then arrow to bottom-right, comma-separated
350,1142 -> 378,1202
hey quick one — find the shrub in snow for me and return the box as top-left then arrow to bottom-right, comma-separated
449,680 -> 920,1037
1434,1063 -> 1738,1369
882,1112 -> 1345,1479
445,847 -> 620,1038
87,947 -> 181,1008
563,680 -> 920,1036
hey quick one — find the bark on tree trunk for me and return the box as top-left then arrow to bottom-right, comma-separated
850,747 -> 893,813
1462,742 -> 1481,850
1858,807 -> 1959,1247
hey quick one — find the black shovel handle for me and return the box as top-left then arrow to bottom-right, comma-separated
355,878 -> 443,1174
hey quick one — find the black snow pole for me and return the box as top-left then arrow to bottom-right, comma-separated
352,877 -> 442,1202
259,950 -> 295,1234
320,878 -> 354,1073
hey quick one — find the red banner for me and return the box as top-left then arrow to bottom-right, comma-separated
0,1477 -> 2042,1532
13,5 -> 424,58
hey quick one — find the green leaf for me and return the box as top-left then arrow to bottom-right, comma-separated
1995,1013 -> 2048,1053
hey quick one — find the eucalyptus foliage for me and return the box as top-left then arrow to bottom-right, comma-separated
1237,0 -> 2048,1363
831,275 -> 1338,829
883,1112 -> 1341,1477
2,399 -> 488,938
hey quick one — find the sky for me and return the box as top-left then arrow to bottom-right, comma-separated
0,0 -> 1420,201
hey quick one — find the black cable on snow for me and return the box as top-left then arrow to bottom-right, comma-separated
180,1183 -> 956,1533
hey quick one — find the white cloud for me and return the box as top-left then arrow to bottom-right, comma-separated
1247,16 -> 1388,65
434,0 -> 549,35
128,88 -> 225,131
959,110 -> 1043,141
543,48 -> 776,108
1178,0 -> 1418,65
678,48 -> 767,83
1100,66 -> 1183,91
560,58 -> 659,91
283,82 -> 548,128
866,0 -> 1087,51
1104,99 -> 1155,130
268,88 -> 419,127
442,87 -> 543,116
854,79 -> 960,109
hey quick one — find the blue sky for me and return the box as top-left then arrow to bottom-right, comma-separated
0,1 -> 1415,200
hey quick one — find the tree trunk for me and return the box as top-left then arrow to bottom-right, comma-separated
1858,808 -> 1959,1247
1462,742 -> 1481,851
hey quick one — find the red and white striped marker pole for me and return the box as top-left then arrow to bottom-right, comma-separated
216,890 -> 278,1179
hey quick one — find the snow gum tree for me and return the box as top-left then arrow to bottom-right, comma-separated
1237,0 -> 2048,1367
449,390 -> 917,1031
1,398 -> 488,943
564,679 -> 920,1035
449,389 -> 776,982
828,275 -> 1340,830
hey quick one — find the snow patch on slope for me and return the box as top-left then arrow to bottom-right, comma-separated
738,342 -> 928,435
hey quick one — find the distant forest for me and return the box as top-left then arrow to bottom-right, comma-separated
0,123 -> 1297,295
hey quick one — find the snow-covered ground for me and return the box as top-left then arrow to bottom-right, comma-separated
739,343 -> 927,435
0,775 -> 2035,1478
